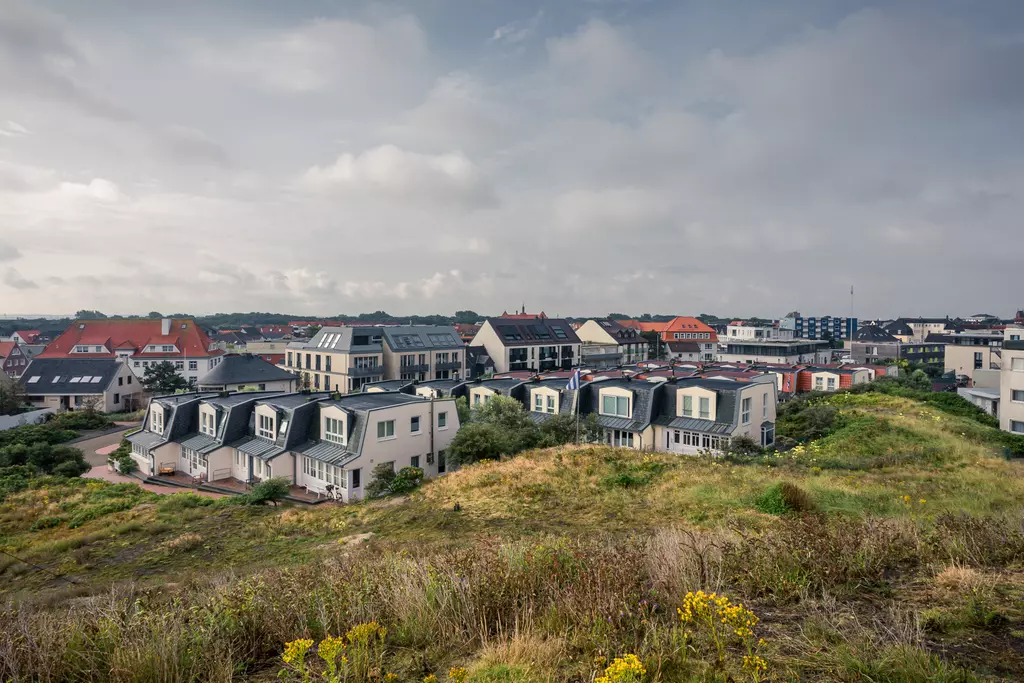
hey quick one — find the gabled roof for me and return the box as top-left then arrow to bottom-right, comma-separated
667,341 -> 701,352
882,320 -> 914,336
20,358 -> 123,394
853,325 -> 899,342
38,318 -> 217,359
0,341 -> 18,359
14,330 -> 41,343
293,326 -> 383,352
481,317 -> 581,346
197,354 -> 296,387
593,318 -> 646,341
381,325 -> 463,351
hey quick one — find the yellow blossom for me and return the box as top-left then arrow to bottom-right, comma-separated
282,638 -> 313,665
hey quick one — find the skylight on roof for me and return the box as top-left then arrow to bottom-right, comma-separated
51,376 -> 61,383
69,377 -> 81,383
91,376 -> 103,383
27,376 -> 39,383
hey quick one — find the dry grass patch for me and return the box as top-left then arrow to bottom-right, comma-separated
160,532 -> 203,554
935,563 -> 990,593
473,631 -> 566,675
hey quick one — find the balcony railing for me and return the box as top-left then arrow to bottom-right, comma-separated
435,361 -> 463,371
349,365 -> 383,377
400,363 -> 430,373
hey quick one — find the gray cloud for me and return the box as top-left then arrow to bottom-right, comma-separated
0,241 -> 21,262
1,1 -> 1022,317
3,268 -> 37,289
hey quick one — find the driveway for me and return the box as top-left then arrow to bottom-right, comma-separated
70,426 -> 140,467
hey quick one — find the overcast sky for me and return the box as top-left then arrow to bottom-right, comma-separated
1,0 -> 1022,319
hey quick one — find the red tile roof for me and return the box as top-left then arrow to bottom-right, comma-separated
14,330 -> 41,343
38,318 -> 218,359
637,322 -> 668,332
0,341 -> 17,358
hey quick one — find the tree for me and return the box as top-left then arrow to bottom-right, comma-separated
0,374 -> 26,416
0,441 -> 89,475
446,422 -> 507,466
642,331 -> 665,360
537,412 -> 603,447
454,396 -> 471,426
454,310 -> 480,324
141,361 -> 188,394
75,310 -> 107,319
473,395 -> 539,453
300,372 -> 312,390
147,311 -> 163,319
910,369 -> 932,392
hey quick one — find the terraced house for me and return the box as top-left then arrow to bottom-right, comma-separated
653,378 -> 777,454
128,389 -> 461,502
575,319 -> 649,368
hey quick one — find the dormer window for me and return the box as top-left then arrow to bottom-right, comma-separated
601,395 -> 630,418
200,411 -> 216,437
151,409 -> 164,434
324,416 -> 345,445
257,414 -> 275,439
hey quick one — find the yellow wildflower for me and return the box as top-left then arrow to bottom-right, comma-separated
282,638 -> 313,665
448,666 -> 469,683
424,676 -> 439,683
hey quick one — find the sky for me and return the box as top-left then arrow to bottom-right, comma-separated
1,0 -> 1022,319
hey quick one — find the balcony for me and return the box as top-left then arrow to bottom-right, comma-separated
349,365 -> 383,378
435,361 -> 463,371
400,363 -> 430,373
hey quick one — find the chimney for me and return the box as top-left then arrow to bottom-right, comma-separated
161,318 -> 171,336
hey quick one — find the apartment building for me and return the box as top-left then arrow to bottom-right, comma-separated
717,339 -> 830,365
846,325 -> 945,365
575,319 -> 649,368
284,327 -> 385,393
380,325 -> 465,382
653,377 -> 777,454
469,318 -> 581,374
657,317 -> 718,361
928,330 -> 1004,384
780,315 -> 857,340
999,327 -> 1024,434
725,322 -> 794,341
37,318 -> 222,384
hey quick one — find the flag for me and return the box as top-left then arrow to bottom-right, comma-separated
566,368 -> 581,391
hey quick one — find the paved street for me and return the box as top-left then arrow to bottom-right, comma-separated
82,465 -> 226,498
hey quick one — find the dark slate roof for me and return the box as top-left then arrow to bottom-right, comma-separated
381,325 -> 463,351
594,319 -> 646,342
652,378 -> 741,434
293,327 -> 383,352
883,320 -> 913,336
473,377 -> 528,398
21,358 -> 122,394
361,379 -> 414,393
853,325 -> 899,342
197,354 -> 296,386
667,341 -> 701,352
584,378 -> 660,432
483,317 -> 581,346
414,379 -> 467,396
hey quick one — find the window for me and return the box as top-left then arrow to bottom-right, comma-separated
127,376 -> 132,385
314,374 -> 320,389
175,361 -> 184,370
411,416 -> 421,433
201,412 -> 217,436
188,360 -> 198,371
151,410 -> 164,434
377,419 -> 395,439
546,395 -> 555,413
118,376 -> 123,386
827,377 -> 836,391
324,416 -> 345,444
287,352 -> 293,367
741,397 -> 751,424
673,430 -> 680,444
682,395 -> 693,417
601,394 -> 630,417
974,352 -> 983,370
27,375 -> 39,383
815,377 -> 824,390
325,356 -> 332,372
438,411 -> 448,429
1013,390 -> 1024,403
134,360 -> 140,368
1013,358 -> 1024,371
534,394 -> 544,412
257,414 -> 274,439
438,451 -> 446,473
763,392 -> 768,418
351,468 -> 361,488
699,397 -> 710,419
161,345 -> 174,352
473,394 -> 481,407
1011,421 -> 1024,434
113,393 -> 120,404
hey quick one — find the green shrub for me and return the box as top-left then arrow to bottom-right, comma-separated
157,493 -> 215,512
0,464 -> 36,501
244,477 -> 291,506
30,516 -> 64,531
51,410 -> 112,431
0,423 -> 77,448
367,464 -> 424,497
755,482 -> 815,515
777,399 -> 842,443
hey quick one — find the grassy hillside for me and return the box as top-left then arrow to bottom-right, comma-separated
1,393 -> 1023,681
